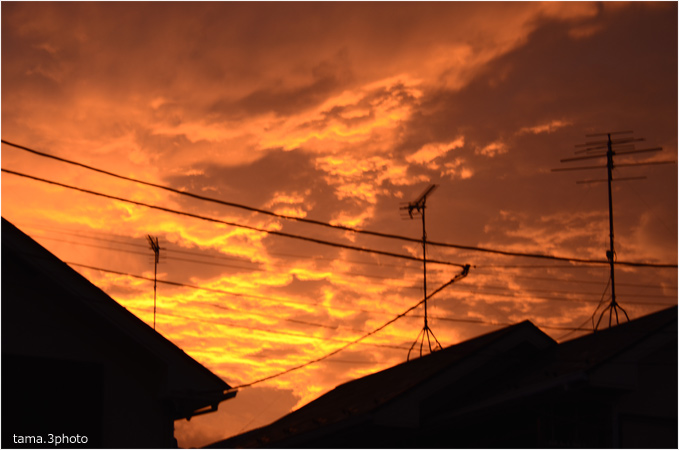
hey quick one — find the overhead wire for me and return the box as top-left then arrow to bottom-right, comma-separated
449,281 -> 677,300
22,221 -> 676,309
443,286 -> 675,306
66,260 -> 675,329
5,141 -> 676,398
49,228 -> 671,311
23,223 -> 679,308
70,258 -> 655,387
65,261 -> 365,313
491,272 -> 677,290
64,261 -> 412,351
5,141 -> 676,384
29,231 -> 418,284
24,220 -> 677,292
126,305 -> 409,351
17,221 -> 415,271
229,265 -> 471,389
60,259 -> 668,383
63,260 -> 440,322
3,168 -> 467,268
3,140 -> 676,269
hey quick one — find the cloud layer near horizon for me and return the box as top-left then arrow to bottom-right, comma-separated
2,2 -> 677,447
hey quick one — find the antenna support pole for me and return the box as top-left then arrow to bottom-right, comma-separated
422,196 -> 428,326
594,133 -> 631,330
594,133 -> 629,331
401,184 -> 442,360
605,133 -> 617,308
147,235 -> 160,330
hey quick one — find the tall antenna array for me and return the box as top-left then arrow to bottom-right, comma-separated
147,235 -> 160,330
400,184 -> 440,359
553,131 -> 673,330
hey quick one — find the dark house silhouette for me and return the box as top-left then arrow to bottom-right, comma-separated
2,218 -> 236,448
210,306 -> 677,448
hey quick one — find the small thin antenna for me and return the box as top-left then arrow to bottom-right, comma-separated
400,184 -> 441,360
553,131 -> 674,330
147,235 -> 160,330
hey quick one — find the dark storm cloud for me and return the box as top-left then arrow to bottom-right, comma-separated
401,4 -> 674,146
166,148 -> 326,213
210,51 -> 354,119
390,2 -> 677,244
297,80 -> 422,133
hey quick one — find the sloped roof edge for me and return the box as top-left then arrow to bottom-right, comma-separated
208,320 -> 556,448
2,217 -> 235,419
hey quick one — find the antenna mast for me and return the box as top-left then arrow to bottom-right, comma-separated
147,235 -> 160,330
554,131 -> 673,329
400,184 -> 440,359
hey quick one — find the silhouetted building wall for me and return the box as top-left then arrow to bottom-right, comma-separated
210,307 -> 677,448
1,218 -> 235,448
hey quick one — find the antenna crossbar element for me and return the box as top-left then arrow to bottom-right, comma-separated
576,176 -> 647,184
614,147 -> 661,156
585,130 -> 633,137
562,147 -> 663,163
147,235 -> 160,330
574,137 -> 644,153
400,184 -> 438,218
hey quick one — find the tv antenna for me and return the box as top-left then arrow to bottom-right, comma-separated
553,131 -> 674,330
147,235 -> 161,330
400,184 -> 441,359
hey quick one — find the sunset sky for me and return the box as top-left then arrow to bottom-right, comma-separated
2,2 -> 677,447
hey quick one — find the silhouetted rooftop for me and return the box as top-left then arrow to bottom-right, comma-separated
2,217 -> 236,419
210,306 -> 676,448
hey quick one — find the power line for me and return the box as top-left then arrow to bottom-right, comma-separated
130,306 -> 396,348
24,221 -> 678,294
26,224 -> 679,298
67,259 -> 675,329
65,261 -> 358,312
134,305 -> 409,351
128,305 -> 594,351
230,265 -> 471,390
63,260 -> 668,377
45,234 -> 674,313
2,168 -> 467,268
17,221 -> 415,271
60,260 -> 455,323
443,286 -> 675,306
28,232 -> 416,285
451,281 -> 677,300
2,140 -> 465,251
26,221 -> 674,307
4,140 -> 676,268
62,260 -> 441,324
65,262 -> 411,351
475,261 -> 676,269
33,233 -> 268,272
489,272 -> 678,290
34,230 -> 679,297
